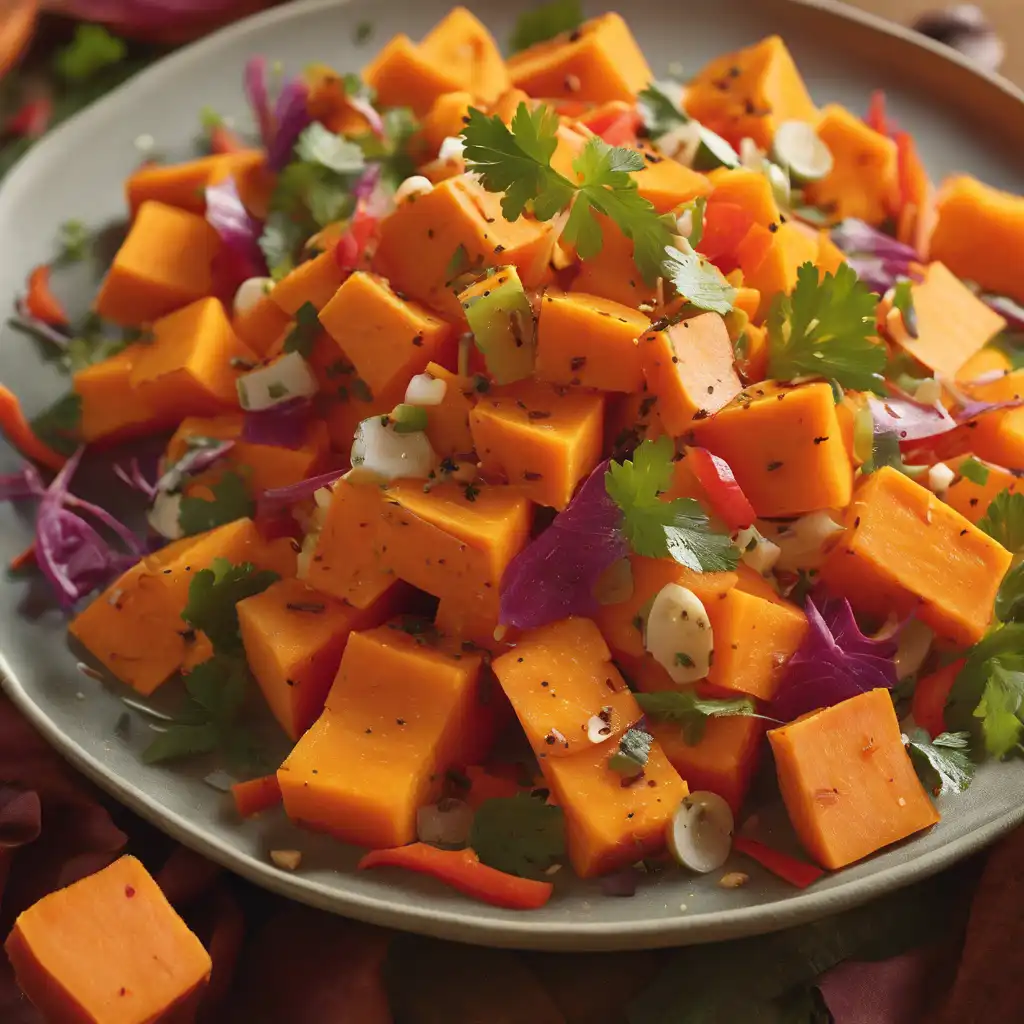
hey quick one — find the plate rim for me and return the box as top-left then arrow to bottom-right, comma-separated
1,0 -> 1023,951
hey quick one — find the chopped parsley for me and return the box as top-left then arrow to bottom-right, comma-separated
282,301 -> 321,358
904,728 -> 975,796
295,121 -> 366,175
635,689 -> 757,745
177,471 -> 254,537
509,0 -> 583,53
995,562 -> 1024,624
57,219 -> 90,263
469,795 -> 565,879
662,240 -> 736,315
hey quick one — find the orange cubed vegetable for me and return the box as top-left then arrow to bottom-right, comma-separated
638,312 -> 743,435
944,455 -> 1024,524
959,407 -> 1024,471
819,465 -> 1011,645
691,381 -> 853,517
686,36 -> 817,149
269,249 -> 345,316
507,13 -> 652,103
604,386 -> 666,452
363,34 -> 463,117
125,152 -> 260,217
434,594 -> 516,655
768,688 -> 940,869
740,222 -> 818,321
630,144 -> 712,213
278,627 -> 489,847
319,271 -> 454,398
418,90 -> 474,156
469,379 -> 605,509
418,7 -> 510,105
570,214 -> 657,308
232,294 -> 291,356
929,175 -> 1024,305
94,201 -> 220,326
707,167 -> 781,229
5,855 -> 211,1024
955,346 -> 1014,391
422,362 -> 476,459
535,290 -> 648,393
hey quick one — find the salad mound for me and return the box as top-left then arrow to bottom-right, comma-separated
4,4 -> 1024,910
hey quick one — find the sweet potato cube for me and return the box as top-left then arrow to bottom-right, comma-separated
630,145 -> 712,213
233,294 -> 291,356
269,249 -> 346,316
542,722 -> 688,878
535,291 -> 647,393
604,385 -> 666,452
707,167 -> 781,228
691,381 -> 853,517
364,34 -> 463,117
418,90 -> 474,156
819,466 -> 1011,645
944,455 -> 1024,524
570,214 -> 657,309
278,627 -> 488,847
894,262 -> 1007,379
422,362 -> 476,459
638,313 -> 742,435
125,152 -> 261,217
238,578 -> 403,740
959,407 -> 1024,470
319,272 -> 454,397
507,13 -> 652,103
768,688 -> 940,869
434,594 -> 516,655
740,223 -> 818,321
373,176 -> 554,318
418,7 -> 510,105
376,481 -> 531,616
470,379 -> 604,509
492,617 -> 637,758
94,201 -> 220,326
129,298 -> 257,419
5,855 -> 211,1024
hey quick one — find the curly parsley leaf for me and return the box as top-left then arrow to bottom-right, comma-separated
606,437 -> 739,572
662,241 -> 736,315
469,795 -> 565,879
178,472 -> 254,538
509,0 -> 583,53
905,728 -> 975,797
979,489 -> 1024,554
636,689 -> 758,745
767,262 -> 886,393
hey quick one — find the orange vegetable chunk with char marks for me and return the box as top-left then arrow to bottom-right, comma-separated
768,689 -> 940,869
492,617 -> 637,759
5,855 -> 211,1024
819,466 -> 1011,645
691,381 -> 853,517
278,627 -> 489,848
418,7 -> 510,105
470,379 -> 605,510
94,201 -> 220,327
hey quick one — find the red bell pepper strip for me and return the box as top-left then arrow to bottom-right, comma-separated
5,95 -> 52,139
24,265 -> 68,327
585,109 -> 642,148
733,836 -> 824,889
700,201 -> 756,275
335,207 -> 379,273
865,90 -> 890,136
688,447 -> 756,531
231,774 -> 283,818
0,385 -> 67,473
357,843 -> 554,910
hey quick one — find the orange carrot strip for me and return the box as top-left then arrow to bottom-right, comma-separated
231,775 -> 283,818
211,124 -> 247,155
0,385 -> 67,472
24,266 -> 68,327
9,544 -> 36,572
733,836 -> 824,889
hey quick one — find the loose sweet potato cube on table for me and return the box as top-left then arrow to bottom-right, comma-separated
534,291 -> 647,393
469,379 -> 605,510
570,214 -> 657,309
5,855 -> 211,1024
363,34 -> 463,116
269,249 -> 346,316
638,312 -> 743,435
128,298 -> 257,419
944,455 -> 1024,524
768,688 -> 940,869
318,271 -> 454,398
820,465 -> 1011,645
278,627 -> 490,847
740,223 -> 819,321
691,381 -> 853,517
94,201 -> 220,326
417,7 -> 510,105
507,13 -> 651,103
422,362 -> 476,459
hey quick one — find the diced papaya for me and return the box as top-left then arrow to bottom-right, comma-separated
944,454 -> 1024,523
363,34 -> 463,117
491,617 -> 637,759
319,271 -> 454,397
69,519 -> 296,695
893,261 -> 1007,379
768,688 -> 940,869
418,90 -> 474,157
232,294 -> 291,356
469,379 -> 605,509
507,13 -> 652,103
929,175 -> 1024,304
128,297 -> 256,419
373,176 -> 555,318
418,7 -> 510,105
570,214 -> 657,309
740,222 -> 819,321
804,105 -> 899,225
686,36 -> 817,149
422,362 -> 477,459
125,151 -> 261,217
638,312 -> 743,434
5,855 -> 211,1024
94,201 -> 221,326
542,723 -> 688,878
604,385 -> 666,453
238,577 -> 403,740
691,381 -> 853,517
707,167 -> 781,229
819,465 -> 1011,645
278,627 -> 489,848
911,659 -> 963,739
629,144 -> 712,213
535,290 -> 647,393
269,249 -> 345,316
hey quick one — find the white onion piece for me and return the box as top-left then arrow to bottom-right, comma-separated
236,351 -> 318,411
895,619 -> 935,680
667,792 -> 735,873
351,416 -> 436,482
405,373 -> 448,407
416,798 -> 474,847
233,276 -> 274,317
654,121 -> 702,167
769,511 -> 846,572
644,584 -> 713,685
912,378 -> 943,406
147,491 -> 184,540
734,526 -> 781,575
438,135 -> 466,161
394,175 -> 434,205
928,462 -> 955,495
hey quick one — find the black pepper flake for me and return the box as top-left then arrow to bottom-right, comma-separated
767,460 -> 783,471
286,679 -> 296,687
527,410 -> 552,420
969,498 -> 979,507
707,385 -> 715,394
427,228 -> 434,239
813,436 -> 829,444
286,601 -> 326,613
412,334 -> 423,346
494,244 -> 505,254
396,718 -> 406,726
524,470 -> 543,481
768,222 -> 779,233
569,28 -> 581,41
959,529 -> 968,536
365,728 -> 372,734
518,657 -> 524,663
854,516 -> 861,527
570,356 -> 587,371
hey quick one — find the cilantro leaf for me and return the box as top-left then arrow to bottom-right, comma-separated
959,457 -> 990,486
905,728 -> 975,796
635,689 -> 757,745
978,489 -> 1024,553
259,211 -> 306,281
282,301 -> 321,358
662,241 -> 736,315
295,122 -> 366,175
352,106 -> 417,189
638,81 -> 689,137
57,219 -> 90,263
181,558 -> 280,655
29,392 -> 81,456
143,722 -> 220,764
606,437 -> 739,572
995,561 -> 1024,623
767,262 -> 886,393
975,661 -> 1024,758
509,0 -> 583,53
177,472 -> 254,538
469,795 -> 565,879
55,25 -> 127,84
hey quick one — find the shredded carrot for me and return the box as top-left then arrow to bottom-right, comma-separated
24,265 -> 68,327
231,774 -> 283,818
732,836 -> 825,889
0,384 -> 67,472
9,544 -> 36,572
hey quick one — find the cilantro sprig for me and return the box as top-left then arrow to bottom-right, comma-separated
605,437 -> 739,572
178,472 -> 254,537
905,728 -> 974,797
662,241 -> 736,315
767,263 -> 886,393
469,794 -> 565,879
978,490 -> 1024,554
635,689 -> 758,745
